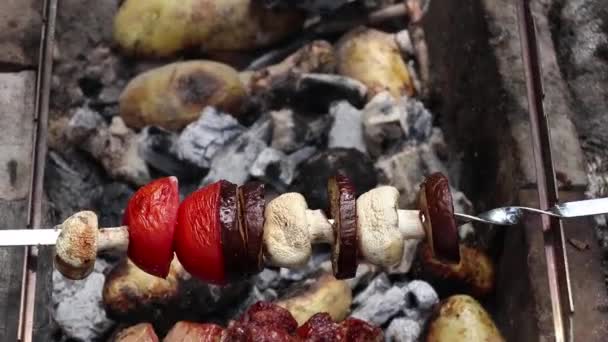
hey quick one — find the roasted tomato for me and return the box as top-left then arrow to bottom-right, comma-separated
175,181 -> 227,285
123,176 -> 179,278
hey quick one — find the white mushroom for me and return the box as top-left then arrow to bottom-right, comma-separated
262,193 -> 333,268
54,211 -> 129,280
356,186 -> 424,268
54,211 -> 99,280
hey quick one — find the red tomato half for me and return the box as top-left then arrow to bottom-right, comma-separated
174,181 -> 226,285
123,176 -> 179,278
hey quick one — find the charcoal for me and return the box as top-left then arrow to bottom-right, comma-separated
45,150 -> 105,221
66,108 -> 151,186
344,263 -> 378,290
65,106 -> 105,144
270,109 -> 309,153
137,126 -> 204,180
288,146 -> 317,166
201,118 -> 271,186
295,73 -> 367,109
53,259 -> 115,341
175,107 -> 244,169
405,98 -> 433,143
328,101 -> 366,153
250,147 -> 294,189
261,0 -> 355,13
94,182 -> 134,229
403,280 -> 439,320
306,115 -> 333,144
352,273 -> 391,306
254,269 -> 281,290
375,145 -> 424,208
350,285 -> 407,326
97,85 -> 122,105
385,317 -> 422,342
362,92 -> 408,158
289,148 -> 377,210
279,248 -> 330,282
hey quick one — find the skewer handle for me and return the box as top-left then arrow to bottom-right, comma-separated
0,228 -> 61,246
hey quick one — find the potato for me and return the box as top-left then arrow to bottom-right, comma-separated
119,61 -> 247,131
418,242 -> 495,297
102,257 -> 183,320
336,27 -> 415,99
113,0 -> 305,57
426,295 -> 504,342
113,323 -> 159,342
275,274 -> 352,326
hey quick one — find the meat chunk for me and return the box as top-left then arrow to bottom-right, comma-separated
164,321 -> 223,342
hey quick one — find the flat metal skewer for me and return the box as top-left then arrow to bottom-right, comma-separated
2,198 -> 607,247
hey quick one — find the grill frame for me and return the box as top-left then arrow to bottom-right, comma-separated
11,0 -> 575,341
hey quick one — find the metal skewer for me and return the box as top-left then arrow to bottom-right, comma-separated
1,198 -> 607,247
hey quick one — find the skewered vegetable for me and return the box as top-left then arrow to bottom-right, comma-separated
54,172 -> 489,296
123,176 -> 179,278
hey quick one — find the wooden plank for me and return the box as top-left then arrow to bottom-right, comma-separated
0,0 -> 41,69
0,71 -> 36,340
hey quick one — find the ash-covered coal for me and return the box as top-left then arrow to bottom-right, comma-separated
52,259 -> 116,342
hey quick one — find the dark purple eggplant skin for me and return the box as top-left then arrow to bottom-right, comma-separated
328,172 -> 358,279
420,172 -> 460,263
238,181 -> 266,276
219,180 -> 247,282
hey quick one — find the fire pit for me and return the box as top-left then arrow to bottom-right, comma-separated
1,0 -> 607,341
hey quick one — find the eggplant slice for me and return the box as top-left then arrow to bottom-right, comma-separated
419,172 -> 460,263
328,173 -> 359,279
219,180 -> 248,281
238,181 -> 266,276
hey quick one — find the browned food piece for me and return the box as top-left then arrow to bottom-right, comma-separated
164,321 -> 223,342
328,173 -> 358,279
238,301 -> 299,333
426,295 -> 504,342
296,312 -> 345,341
219,180 -> 247,282
418,172 -> 460,263
119,61 -> 247,131
224,323 -> 298,342
241,40 -> 336,95
276,274 -> 352,326
339,318 -> 384,342
224,301 -> 300,341
113,0 -> 305,57
336,27 -> 414,99
102,257 -> 181,320
418,242 -> 495,297
238,181 -> 266,275
113,323 -> 159,342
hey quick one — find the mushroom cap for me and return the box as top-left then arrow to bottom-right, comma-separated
54,211 -> 99,280
263,193 -> 311,268
356,186 -> 404,266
